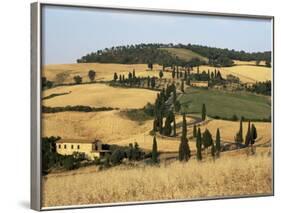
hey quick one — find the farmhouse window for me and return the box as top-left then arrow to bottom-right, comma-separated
77,145 -> 80,149
64,144 -> 67,149
58,145 -> 61,149
71,145 -> 74,149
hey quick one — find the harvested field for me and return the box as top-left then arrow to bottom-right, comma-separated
43,83 -> 157,109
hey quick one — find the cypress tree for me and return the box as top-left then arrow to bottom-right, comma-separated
235,118 -> 243,144
193,125 -> 197,138
251,124 -> 257,145
215,128 -> 221,157
202,129 -> 213,149
172,67 -> 176,79
181,80 -> 184,93
202,103 -> 206,121
113,72 -> 118,82
152,136 -> 158,163
245,121 -> 252,147
196,128 -> 202,160
159,70 -> 164,79
178,114 -> 191,161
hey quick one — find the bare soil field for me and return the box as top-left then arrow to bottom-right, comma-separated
43,83 -> 157,109
42,153 -> 272,207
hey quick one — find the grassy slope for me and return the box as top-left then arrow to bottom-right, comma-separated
160,48 -> 208,62
179,88 -> 271,120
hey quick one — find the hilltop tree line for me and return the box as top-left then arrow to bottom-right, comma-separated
76,43 -> 271,67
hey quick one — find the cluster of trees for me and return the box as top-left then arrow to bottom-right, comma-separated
153,83 -> 180,136
247,81 -> 271,96
42,77 -> 54,89
77,43 -> 189,66
235,118 -> 258,147
42,105 -> 116,113
109,143 -> 146,165
193,125 -> 221,160
185,44 -> 271,64
73,70 -> 97,84
76,43 -> 271,68
112,70 -> 157,89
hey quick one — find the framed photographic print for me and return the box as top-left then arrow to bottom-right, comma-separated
31,1 -> 274,211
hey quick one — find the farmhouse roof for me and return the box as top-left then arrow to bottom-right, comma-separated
56,139 -> 101,144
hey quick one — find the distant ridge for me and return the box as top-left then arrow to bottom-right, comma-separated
77,43 -> 271,67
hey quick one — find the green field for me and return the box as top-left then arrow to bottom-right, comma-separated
160,48 -> 208,62
179,88 -> 271,120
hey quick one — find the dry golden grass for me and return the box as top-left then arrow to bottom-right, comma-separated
43,63 -> 167,84
198,65 -> 271,83
233,60 -> 266,66
43,83 -> 157,109
42,153 -> 272,207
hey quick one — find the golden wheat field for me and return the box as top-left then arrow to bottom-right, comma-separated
43,63 -> 167,84
43,83 -> 157,109
198,65 -> 271,83
233,60 -> 266,66
42,153 -> 272,207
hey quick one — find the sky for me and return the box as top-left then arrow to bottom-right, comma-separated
42,5 -> 272,65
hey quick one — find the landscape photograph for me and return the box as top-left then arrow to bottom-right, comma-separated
41,5 -> 273,208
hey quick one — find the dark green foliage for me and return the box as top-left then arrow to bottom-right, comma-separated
245,121 -> 252,147
215,128 -> 221,157
42,105 -> 116,113
125,143 -> 142,161
88,70 -> 96,81
174,100 -> 181,112
113,72 -> 118,81
202,103 -> 206,121
247,81 -> 271,96
196,128 -> 202,160
77,43 -> 271,68
172,68 -> 176,79
163,111 -> 174,136
152,136 -> 158,163
193,125 -> 197,138
178,114 -> 191,161
42,92 -> 70,100
265,60 -> 271,67
73,75 -> 82,84
159,70 -> 164,79
202,129 -> 213,149
251,124 -> 257,145
235,118 -> 244,144
110,149 -> 125,165
148,63 -> 153,70
181,80 -> 184,92
151,77 -> 156,88
42,77 -> 54,89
